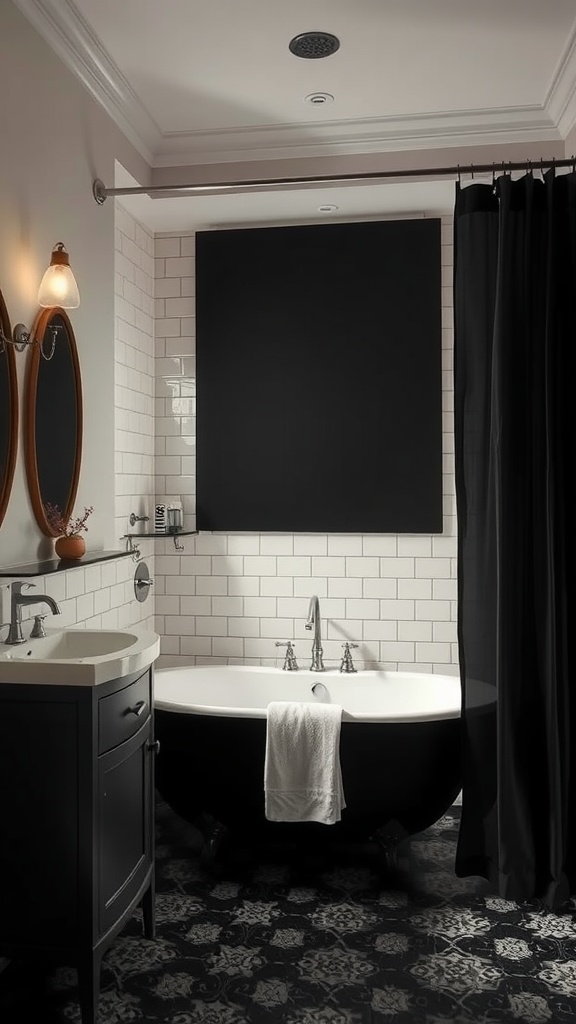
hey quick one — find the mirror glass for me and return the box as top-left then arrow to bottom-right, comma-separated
25,308 -> 83,536
0,289 -> 18,530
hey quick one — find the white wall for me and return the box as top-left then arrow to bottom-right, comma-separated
0,1 -> 148,570
153,220 -> 458,674
0,5 -> 461,654
565,126 -> 576,159
0,4 -> 156,634
0,200 -> 157,635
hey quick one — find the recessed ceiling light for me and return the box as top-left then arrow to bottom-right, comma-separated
305,92 -> 334,106
289,32 -> 340,59
318,204 -> 339,213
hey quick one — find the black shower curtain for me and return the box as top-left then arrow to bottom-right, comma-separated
454,170 -> 576,908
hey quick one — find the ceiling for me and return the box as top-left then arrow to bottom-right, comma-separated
14,0 -> 576,230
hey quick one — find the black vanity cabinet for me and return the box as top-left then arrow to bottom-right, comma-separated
0,666 -> 156,1024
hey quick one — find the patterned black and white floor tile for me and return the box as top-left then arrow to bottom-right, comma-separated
1,797 -> 576,1023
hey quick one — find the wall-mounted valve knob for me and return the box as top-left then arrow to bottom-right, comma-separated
130,512 -> 150,527
134,561 -> 154,602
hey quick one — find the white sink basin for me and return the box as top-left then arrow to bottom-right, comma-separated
0,628 -> 160,686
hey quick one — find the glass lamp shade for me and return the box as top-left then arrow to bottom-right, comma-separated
37,243 -> 80,309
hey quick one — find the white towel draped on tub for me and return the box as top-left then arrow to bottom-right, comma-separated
264,701 -> 346,824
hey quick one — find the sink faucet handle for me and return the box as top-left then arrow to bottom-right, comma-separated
12,581 -> 35,595
30,614 -> 48,639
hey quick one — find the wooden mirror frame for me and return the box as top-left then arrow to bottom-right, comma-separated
0,289 -> 18,530
24,307 -> 83,537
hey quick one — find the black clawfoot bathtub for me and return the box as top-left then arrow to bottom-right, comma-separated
154,665 -> 461,857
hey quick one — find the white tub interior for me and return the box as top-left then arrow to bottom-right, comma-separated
154,665 -> 461,723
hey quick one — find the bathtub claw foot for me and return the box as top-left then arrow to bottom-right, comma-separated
372,819 -> 410,874
198,814 -> 230,869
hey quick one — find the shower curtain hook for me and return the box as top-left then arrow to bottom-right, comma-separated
457,164 -> 461,185
492,164 -> 496,189
572,154 -> 576,173
470,164 -> 475,180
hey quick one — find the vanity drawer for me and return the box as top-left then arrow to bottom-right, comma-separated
99,672 -> 151,754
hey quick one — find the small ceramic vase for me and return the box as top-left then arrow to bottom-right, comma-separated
55,535 -> 86,559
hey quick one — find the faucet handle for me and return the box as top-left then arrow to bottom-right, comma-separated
340,642 -> 358,673
275,640 -> 299,671
11,581 -> 35,595
30,614 -> 48,639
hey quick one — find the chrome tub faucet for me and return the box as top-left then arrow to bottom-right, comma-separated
305,595 -> 325,672
4,581 -> 61,645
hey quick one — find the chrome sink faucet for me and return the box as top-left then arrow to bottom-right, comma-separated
4,581 -> 61,645
305,595 -> 325,672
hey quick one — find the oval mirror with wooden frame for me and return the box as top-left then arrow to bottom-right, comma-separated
24,307 -> 83,536
0,288 -> 19,530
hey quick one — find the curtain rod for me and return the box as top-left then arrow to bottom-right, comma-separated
92,157 -> 576,203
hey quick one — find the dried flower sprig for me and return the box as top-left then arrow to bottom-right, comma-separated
44,503 -> 94,537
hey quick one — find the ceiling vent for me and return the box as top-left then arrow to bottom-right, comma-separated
305,92 -> 334,105
289,32 -> 340,59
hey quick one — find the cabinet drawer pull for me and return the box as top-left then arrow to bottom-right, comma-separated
128,700 -> 147,717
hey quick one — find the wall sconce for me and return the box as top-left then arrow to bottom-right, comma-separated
0,243 -> 80,361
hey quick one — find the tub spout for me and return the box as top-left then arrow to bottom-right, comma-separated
305,595 -> 324,672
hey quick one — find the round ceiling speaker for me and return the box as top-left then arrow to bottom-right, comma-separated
289,32 -> 340,59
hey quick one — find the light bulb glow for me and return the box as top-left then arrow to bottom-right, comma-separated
37,245 -> 80,309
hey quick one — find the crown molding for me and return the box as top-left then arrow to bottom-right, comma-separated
153,108 -> 561,167
13,0 -> 571,169
12,0 -> 160,163
545,21 -> 576,139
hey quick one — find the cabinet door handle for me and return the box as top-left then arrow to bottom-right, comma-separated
128,700 -> 147,717
148,740 -> 161,755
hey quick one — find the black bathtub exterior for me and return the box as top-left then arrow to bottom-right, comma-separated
155,707 -> 461,845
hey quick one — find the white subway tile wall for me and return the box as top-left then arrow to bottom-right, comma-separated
154,220 -> 457,673
0,552 -> 152,630
110,202 -> 157,631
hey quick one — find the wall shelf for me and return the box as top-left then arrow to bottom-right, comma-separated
122,532 -> 197,539
0,550 -> 134,578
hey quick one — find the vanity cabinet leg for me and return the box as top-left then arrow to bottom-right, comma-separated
142,874 -> 156,939
77,952 -> 101,1024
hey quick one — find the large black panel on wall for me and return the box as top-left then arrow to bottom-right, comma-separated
196,218 -> 443,533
